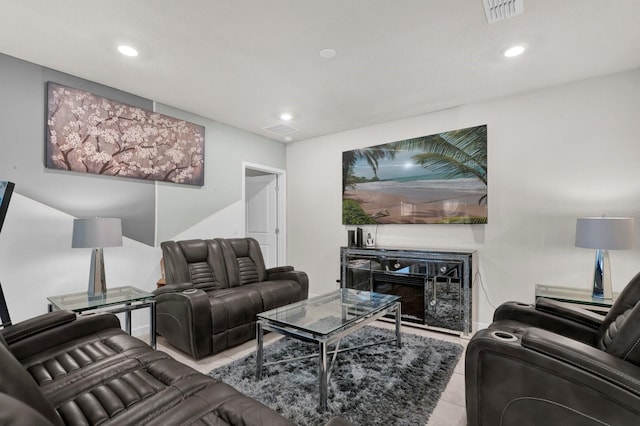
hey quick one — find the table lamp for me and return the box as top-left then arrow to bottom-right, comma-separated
575,217 -> 635,299
72,217 -> 123,296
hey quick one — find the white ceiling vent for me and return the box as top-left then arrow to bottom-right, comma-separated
263,122 -> 298,136
482,0 -> 524,24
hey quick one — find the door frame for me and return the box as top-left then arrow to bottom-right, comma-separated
242,162 -> 287,266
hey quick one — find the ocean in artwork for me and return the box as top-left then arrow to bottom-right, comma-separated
342,125 -> 488,224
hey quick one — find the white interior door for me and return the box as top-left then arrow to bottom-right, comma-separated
245,174 -> 278,268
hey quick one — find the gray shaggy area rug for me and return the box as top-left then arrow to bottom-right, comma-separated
209,326 -> 463,425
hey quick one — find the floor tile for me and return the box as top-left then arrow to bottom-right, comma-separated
155,336 -> 236,374
439,371 -> 466,408
454,352 -> 466,375
427,399 -> 467,426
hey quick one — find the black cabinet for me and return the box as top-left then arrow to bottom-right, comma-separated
340,246 -> 476,335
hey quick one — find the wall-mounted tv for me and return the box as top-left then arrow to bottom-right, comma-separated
0,181 -> 15,235
342,125 -> 487,225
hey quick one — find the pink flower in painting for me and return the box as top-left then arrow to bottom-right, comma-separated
46,82 -> 205,185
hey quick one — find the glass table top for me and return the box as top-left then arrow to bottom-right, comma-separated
47,286 -> 154,312
535,284 -> 618,308
257,288 -> 400,336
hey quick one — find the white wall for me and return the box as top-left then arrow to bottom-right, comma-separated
0,196 -> 241,331
286,69 -> 640,329
0,194 -> 160,328
155,104 -> 286,244
171,201 -> 243,241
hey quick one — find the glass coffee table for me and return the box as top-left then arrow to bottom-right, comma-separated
47,286 -> 156,349
256,289 -> 401,411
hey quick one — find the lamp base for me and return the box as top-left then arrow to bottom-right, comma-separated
592,248 -> 613,300
88,248 -> 107,297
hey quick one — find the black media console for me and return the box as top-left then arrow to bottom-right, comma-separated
340,246 -> 476,335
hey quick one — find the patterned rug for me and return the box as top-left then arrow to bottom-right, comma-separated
209,326 -> 463,425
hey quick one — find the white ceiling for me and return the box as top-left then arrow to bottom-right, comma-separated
1,1 -> 639,142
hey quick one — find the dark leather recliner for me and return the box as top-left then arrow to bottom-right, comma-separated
465,272 -> 640,425
0,310 -> 294,425
154,237 -> 309,359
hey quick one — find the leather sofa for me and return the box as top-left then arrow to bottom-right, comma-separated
0,310 -> 294,425
155,237 -> 309,359
465,271 -> 640,425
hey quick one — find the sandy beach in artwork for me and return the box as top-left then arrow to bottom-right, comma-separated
344,179 -> 487,224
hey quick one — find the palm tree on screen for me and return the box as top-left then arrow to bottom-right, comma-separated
399,125 -> 487,204
342,144 -> 397,194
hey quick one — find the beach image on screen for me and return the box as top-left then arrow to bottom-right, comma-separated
342,125 -> 487,225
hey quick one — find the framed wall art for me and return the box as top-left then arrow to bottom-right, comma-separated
46,82 -> 205,186
342,124 -> 487,224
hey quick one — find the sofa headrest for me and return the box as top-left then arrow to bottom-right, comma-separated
600,271 -> 640,337
226,238 -> 251,257
216,238 -> 267,287
177,239 -> 209,262
598,300 -> 640,366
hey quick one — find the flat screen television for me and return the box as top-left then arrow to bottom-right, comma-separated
0,181 -> 15,235
342,124 -> 487,225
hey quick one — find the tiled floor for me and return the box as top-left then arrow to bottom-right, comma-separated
153,321 -> 468,425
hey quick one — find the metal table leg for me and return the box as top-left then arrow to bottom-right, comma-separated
256,321 -> 264,380
125,302 -> 132,335
395,302 -> 402,348
150,300 -> 156,349
319,340 -> 328,411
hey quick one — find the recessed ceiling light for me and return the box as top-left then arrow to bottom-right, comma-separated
319,48 -> 337,59
117,45 -> 139,57
503,45 -> 525,58
280,113 -> 293,121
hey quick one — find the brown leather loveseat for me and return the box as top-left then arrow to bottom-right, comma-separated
154,237 -> 309,359
0,310 -> 294,425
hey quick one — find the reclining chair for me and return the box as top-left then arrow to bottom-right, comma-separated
0,310 -> 296,425
154,237 -> 308,359
466,272 -> 640,425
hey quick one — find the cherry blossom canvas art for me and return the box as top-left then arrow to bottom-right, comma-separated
46,82 -> 205,185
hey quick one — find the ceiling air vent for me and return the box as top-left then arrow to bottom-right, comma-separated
482,0 -> 524,24
263,122 -> 298,136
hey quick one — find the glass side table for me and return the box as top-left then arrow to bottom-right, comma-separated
535,284 -> 619,313
48,285 -> 156,349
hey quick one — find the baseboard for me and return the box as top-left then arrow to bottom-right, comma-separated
131,325 -> 150,338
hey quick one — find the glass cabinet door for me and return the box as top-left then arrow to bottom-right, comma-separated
425,273 -> 463,331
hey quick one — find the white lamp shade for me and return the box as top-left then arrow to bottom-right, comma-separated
72,218 -> 123,248
575,217 -> 635,250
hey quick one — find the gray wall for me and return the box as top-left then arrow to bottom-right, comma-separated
155,104 -> 286,243
0,54 -> 288,325
1,52 -> 288,247
0,53 -> 156,245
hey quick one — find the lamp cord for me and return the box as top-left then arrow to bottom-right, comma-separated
474,269 -> 496,310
